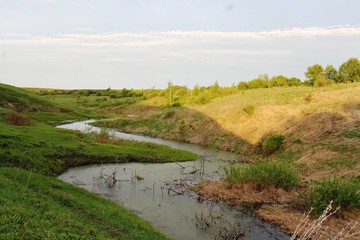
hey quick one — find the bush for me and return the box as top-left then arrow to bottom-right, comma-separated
224,161 -> 299,191
243,105 -> 255,115
306,177 -> 360,217
6,111 -> 31,126
262,134 -> 285,155
109,94 -> 117,99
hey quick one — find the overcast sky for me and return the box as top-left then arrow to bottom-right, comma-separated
1,0 -> 360,89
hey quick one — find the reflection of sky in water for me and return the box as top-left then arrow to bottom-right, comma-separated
58,120 -> 289,240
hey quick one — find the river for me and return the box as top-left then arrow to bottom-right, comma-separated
58,120 -> 289,240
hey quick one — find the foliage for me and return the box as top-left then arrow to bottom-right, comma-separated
338,57 -> 360,83
243,104 -> 255,115
314,75 -> 334,87
305,64 -> 324,86
262,134 -> 286,155
305,177 -> 360,217
224,161 -> 299,191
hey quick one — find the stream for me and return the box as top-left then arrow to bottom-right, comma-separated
58,120 -> 290,240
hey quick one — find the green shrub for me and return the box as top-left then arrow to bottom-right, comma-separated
224,161 -> 299,191
262,134 -> 285,155
306,177 -> 360,217
243,105 -> 255,115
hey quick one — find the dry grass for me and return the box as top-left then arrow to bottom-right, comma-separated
256,205 -> 360,240
187,83 -> 360,144
198,181 -> 297,205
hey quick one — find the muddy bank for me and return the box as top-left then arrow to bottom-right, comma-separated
197,181 -> 360,239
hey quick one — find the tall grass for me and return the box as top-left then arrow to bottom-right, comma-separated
305,177 -> 360,217
224,161 -> 299,191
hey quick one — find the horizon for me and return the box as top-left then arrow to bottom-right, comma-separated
1,0 -> 360,89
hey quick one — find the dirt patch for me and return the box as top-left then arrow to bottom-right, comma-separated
256,205 -> 360,240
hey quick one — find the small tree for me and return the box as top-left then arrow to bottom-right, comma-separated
338,57 -> 360,83
305,64 -> 324,86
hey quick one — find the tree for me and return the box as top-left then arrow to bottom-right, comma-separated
270,75 -> 288,87
324,65 -> 338,81
305,64 -> 324,86
287,77 -> 302,86
306,64 -> 324,85
338,58 -> 360,83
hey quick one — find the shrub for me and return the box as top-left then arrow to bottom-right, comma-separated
224,161 -> 299,191
243,105 -> 255,115
262,134 -> 285,155
6,110 -> 31,126
109,94 -> 117,99
305,177 -> 360,217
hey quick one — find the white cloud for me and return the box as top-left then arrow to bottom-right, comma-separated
1,27 -> 360,89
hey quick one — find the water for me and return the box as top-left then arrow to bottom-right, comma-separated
58,120 -> 289,240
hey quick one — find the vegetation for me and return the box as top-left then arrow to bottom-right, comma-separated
2,56 -> 360,238
261,134 -> 285,155
304,177 -> 360,217
224,162 -> 299,191
0,83 -> 196,239
0,167 -> 170,240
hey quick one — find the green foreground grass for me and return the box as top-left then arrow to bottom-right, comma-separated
0,167 -> 170,240
0,83 -> 197,239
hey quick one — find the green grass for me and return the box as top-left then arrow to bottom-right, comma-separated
305,177 -> 360,217
0,120 -> 197,176
224,161 -> 299,191
0,83 -> 197,239
0,167 -> 170,240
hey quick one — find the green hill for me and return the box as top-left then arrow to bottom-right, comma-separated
0,83 -> 196,239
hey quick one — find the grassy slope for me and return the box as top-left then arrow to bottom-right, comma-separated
0,168 -> 169,240
92,83 -> 360,177
0,83 -> 196,239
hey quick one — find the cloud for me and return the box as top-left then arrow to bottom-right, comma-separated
1,27 -> 360,89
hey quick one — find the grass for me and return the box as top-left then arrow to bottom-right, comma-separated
224,161 -> 299,191
304,177 -> 360,217
0,83 -> 197,239
0,120 -> 197,176
0,167 -> 170,240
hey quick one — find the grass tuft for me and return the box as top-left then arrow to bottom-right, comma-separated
224,161 -> 299,191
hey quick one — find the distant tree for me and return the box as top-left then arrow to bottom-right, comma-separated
237,81 -> 248,90
305,64 -> 324,85
338,58 -> 360,83
324,65 -> 338,81
270,75 -> 288,87
192,85 -> 200,96
286,77 -> 302,86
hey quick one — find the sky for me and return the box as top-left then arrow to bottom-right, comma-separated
1,0 -> 360,89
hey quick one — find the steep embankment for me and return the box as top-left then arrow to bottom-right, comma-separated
0,83 -> 196,239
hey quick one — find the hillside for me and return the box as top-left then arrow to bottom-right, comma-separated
94,83 -> 360,178
0,83 -> 196,239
